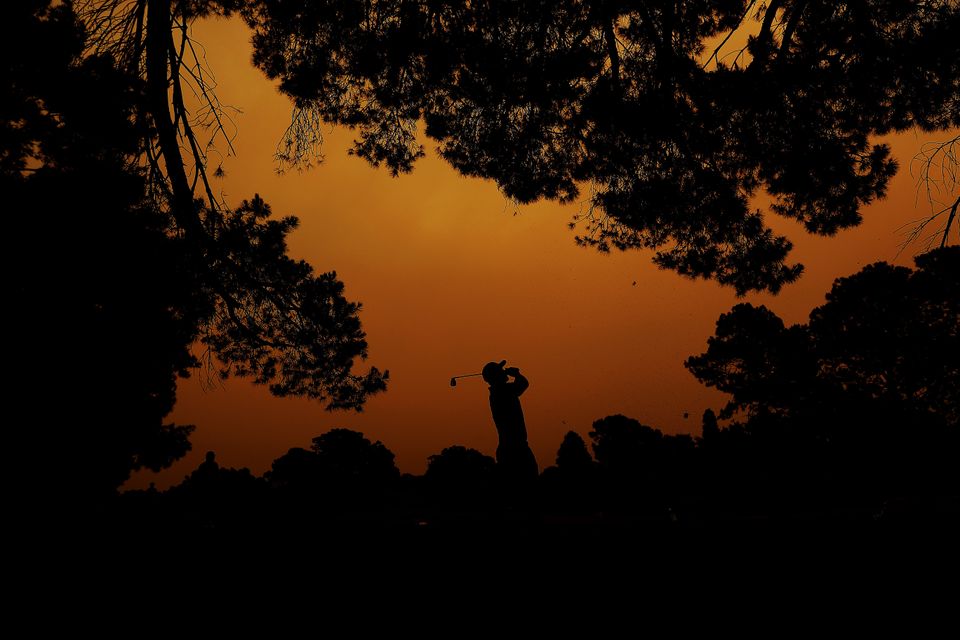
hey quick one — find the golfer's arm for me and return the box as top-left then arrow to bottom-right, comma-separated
511,373 -> 529,396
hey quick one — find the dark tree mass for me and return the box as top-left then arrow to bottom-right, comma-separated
242,0 -> 960,292
686,246 -> 959,429
75,0 -> 960,293
5,2 -> 385,504
4,2 -> 199,502
686,247 -> 959,502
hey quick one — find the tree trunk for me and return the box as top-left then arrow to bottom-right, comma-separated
146,0 -> 199,237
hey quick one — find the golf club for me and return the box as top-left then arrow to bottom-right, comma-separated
449,373 -> 482,387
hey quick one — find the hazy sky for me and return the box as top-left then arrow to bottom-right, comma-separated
129,16 -> 952,489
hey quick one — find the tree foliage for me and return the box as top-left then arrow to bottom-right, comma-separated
75,1 -> 959,294
309,428 -> 400,484
264,429 -> 399,509
555,431 -> 595,472
243,0 -> 960,293
686,246 -> 960,428
73,0 -> 387,411
5,2 -> 385,500
426,445 -> 497,482
425,445 -> 497,501
687,250 -> 959,501
201,196 -> 387,408
5,1 -> 202,499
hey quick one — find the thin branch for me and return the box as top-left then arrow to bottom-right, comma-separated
703,1 -> 757,69
941,196 -> 959,248
903,134 -> 960,253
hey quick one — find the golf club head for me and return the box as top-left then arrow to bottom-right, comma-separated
450,377 -> 457,387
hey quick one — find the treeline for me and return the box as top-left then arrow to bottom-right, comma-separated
110,246 -> 957,529
118,412 -> 958,531
111,247 -> 958,529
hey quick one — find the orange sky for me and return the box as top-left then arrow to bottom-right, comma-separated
128,17 -> 954,489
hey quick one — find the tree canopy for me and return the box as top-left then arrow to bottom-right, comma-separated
264,429 -> 399,508
425,445 -> 498,501
76,1 -> 959,294
242,0 -> 960,293
686,247 -> 958,500
5,1 -> 201,499
73,0 -> 388,410
5,1 -> 385,501
686,246 -> 959,429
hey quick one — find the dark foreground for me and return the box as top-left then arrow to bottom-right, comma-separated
9,500 -> 958,633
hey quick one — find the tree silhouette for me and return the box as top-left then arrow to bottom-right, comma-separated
244,0 -> 960,293
700,409 -> 720,444
76,1 -> 959,293
686,247 -> 959,501
72,0 -> 386,406
807,248 -> 959,428
425,445 -> 497,506
4,2 -> 202,503
590,415 -> 668,473
264,430 -> 399,516
906,134 -> 959,250
686,247 -> 959,428
426,446 -> 497,484
199,195 -> 387,408
555,431 -> 595,475
309,428 -> 400,486
589,415 -> 696,509
265,447 -> 324,493
540,431 -> 598,511
5,2 -> 384,504
169,451 -> 265,527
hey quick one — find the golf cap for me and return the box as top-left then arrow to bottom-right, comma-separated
481,360 -> 507,383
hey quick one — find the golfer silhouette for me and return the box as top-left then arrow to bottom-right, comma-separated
482,360 -> 539,484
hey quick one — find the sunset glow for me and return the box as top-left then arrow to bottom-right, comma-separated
125,16 -> 953,489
